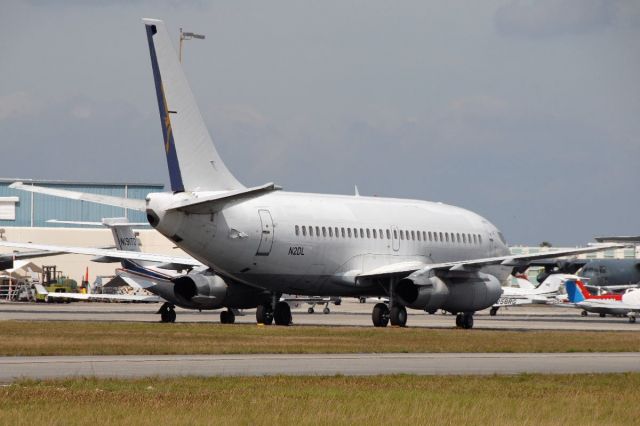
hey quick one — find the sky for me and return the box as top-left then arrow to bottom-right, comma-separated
1,0 -> 639,246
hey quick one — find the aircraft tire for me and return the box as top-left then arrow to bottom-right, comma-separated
455,313 -> 463,327
461,313 -> 474,329
160,307 -> 176,323
274,301 -> 292,326
581,311 -> 588,317
220,309 -> 235,324
489,307 -> 498,316
323,307 -> 330,314
372,303 -> 389,327
629,316 -> 636,324
308,307 -> 314,314
599,313 -> 606,318
256,304 -> 274,325
389,305 -> 407,327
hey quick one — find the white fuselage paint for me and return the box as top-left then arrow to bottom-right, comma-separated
147,191 -> 511,297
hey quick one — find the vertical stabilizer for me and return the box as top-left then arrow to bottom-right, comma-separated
565,279 -> 587,303
143,18 -> 244,193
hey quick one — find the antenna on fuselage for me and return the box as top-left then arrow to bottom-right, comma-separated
354,185 -> 360,197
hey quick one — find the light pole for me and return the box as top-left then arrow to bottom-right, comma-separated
179,27 -> 205,62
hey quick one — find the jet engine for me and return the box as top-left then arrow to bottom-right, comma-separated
396,270 -> 502,313
172,273 -> 268,310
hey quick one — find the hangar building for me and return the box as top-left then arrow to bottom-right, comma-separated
0,178 -> 179,284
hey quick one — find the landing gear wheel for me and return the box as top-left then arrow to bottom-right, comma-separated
274,301 -> 292,326
581,310 -> 588,317
489,307 -> 499,316
629,316 -> 636,324
256,304 -> 274,325
220,309 -> 236,324
323,307 -> 330,314
599,313 -> 606,318
455,313 -> 463,328
372,303 -> 390,327
389,305 -> 407,327
460,313 -> 474,329
308,307 -> 315,314
159,303 -> 176,323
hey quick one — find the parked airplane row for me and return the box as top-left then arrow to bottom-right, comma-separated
0,18 -> 625,329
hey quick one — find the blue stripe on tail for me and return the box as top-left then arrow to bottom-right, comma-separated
565,279 -> 585,303
145,24 -> 185,193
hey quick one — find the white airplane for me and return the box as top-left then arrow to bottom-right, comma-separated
489,273 -> 568,316
1,18 -> 623,329
565,278 -> 640,323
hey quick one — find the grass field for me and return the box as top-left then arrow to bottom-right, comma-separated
1,321 -> 640,356
2,374 -> 639,425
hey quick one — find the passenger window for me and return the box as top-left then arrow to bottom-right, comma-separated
445,233 -> 449,243
457,233 -> 461,243
360,228 -> 364,238
411,231 -> 415,240
393,229 -> 397,239
316,226 -> 320,237
478,235 -> 482,244
354,228 -> 358,238
335,227 -> 339,237
472,234 -> 476,244
295,225 -> 299,236
417,231 -> 421,241
399,230 -> 404,240
428,231 -> 432,241
309,226 -> 314,237
422,231 -> 426,241
322,227 -> 327,237
348,228 -> 352,238
439,232 -> 443,242
329,227 -> 333,237
373,229 -> 377,239
341,228 -> 346,238
302,226 -> 307,236
366,228 -> 371,238
462,234 -> 466,243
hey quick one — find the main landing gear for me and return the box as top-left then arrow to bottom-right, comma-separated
372,281 -> 408,327
220,309 -> 236,324
158,302 -> 176,323
455,312 -> 474,329
489,306 -> 499,316
256,298 -> 292,326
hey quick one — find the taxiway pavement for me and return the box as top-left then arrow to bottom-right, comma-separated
1,352 -> 639,382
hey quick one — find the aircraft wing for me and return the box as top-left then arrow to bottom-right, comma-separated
9,182 -> 146,211
0,249 -> 67,269
357,244 -> 625,279
0,241 -> 204,268
577,300 -> 640,312
46,292 -> 162,302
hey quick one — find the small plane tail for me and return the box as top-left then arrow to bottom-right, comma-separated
565,279 -> 591,303
142,18 -> 244,193
103,218 -> 142,252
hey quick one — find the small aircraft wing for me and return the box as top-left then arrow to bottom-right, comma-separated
46,292 -> 162,303
577,300 -> 640,312
1,249 -> 67,269
9,182 -> 146,211
0,241 -> 204,268
166,182 -> 281,214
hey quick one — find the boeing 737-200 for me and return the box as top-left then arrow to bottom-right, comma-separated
0,18 -> 623,329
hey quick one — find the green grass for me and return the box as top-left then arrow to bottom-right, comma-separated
1,321 -> 640,355
1,374 -> 639,425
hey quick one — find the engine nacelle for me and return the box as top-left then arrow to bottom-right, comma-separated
396,271 -> 502,313
173,273 -> 228,309
171,273 -> 271,310
396,276 -> 450,311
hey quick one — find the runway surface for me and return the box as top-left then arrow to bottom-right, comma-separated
1,300 -> 638,331
2,352 -> 639,382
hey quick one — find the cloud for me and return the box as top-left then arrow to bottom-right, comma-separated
494,0 -> 640,37
0,92 -> 43,120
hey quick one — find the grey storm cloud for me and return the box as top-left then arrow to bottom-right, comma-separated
494,0 -> 639,37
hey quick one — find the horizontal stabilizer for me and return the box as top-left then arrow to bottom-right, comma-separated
10,182 -> 146,212
167,182 -> 281,214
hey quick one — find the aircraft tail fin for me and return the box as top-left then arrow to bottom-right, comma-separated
565,279 -> 591,303
103,218 -> 142,252
142,18 -> 244,193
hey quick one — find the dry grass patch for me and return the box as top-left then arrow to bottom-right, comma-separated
1,321 -> 639,356
1,374 -> 639,425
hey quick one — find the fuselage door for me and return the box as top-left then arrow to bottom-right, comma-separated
256,209 -> 274,256
391,225 -> 400,252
